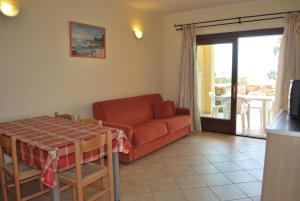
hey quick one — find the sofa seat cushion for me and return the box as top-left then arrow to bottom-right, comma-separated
149,115 -> 192,133
133,122 -> 168,147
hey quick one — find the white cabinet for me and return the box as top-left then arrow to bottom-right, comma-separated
262,110 -> 300,201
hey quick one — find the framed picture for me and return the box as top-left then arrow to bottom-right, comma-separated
69,21 -> 106,58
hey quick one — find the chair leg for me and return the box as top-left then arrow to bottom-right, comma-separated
241,114 -> 245,131
0,172 -> 8,201
247,110 -> 250,128
77,185 -> 84,201
212,108 -> 217,117
14,177 -> 22,201
73,188 -> 77,201
39,180 -> 44,191
108,170 -> 114,201
259,109 -> 263,126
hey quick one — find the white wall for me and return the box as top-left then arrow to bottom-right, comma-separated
163,0 -> 300,101
0,0 -> 163,121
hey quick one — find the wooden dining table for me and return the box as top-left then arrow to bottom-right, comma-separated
0,116 -> 132,201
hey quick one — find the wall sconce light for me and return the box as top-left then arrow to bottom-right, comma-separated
0,1 -> 20,17
133,28 -> 143,39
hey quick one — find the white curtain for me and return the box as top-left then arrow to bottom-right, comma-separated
178,25 -> 202,131
275,13 -> 300,113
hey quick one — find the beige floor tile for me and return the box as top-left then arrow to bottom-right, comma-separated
163,158 -> 187,166
175,175 -> 207,189
205,154 -> 231,163
168,165 -> 197,177
191,164 -> 219,174
210,184 -> 248,201
144,167 -> 172,179
120,168 -> 146,180
201,173 -> 232,186
148,178 -> 180,192
224,170 -> 257,183
223,152 -> 250,161
253,157 -> 265,166
185,156 -> 210,165
196,149 -> 222,155
121,193 -> 155,201
234,160 -> 263,170
237,181 -> 262,197
213,161 -> 243,172
243,151 -> 265,159
246,169 -> 264,182
153,191 -> 187,201
121,179 -> 151,195
138,156 -> 166,169
183,187 -> 219,201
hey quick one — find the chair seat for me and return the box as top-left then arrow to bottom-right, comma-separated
4,162 -> 41,181
59,163 -> 107,186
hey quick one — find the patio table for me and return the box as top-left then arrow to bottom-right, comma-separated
238,95 -> 275,128
0,116 -> 131,201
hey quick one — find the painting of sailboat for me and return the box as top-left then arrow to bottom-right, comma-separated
69,21 -> 106,58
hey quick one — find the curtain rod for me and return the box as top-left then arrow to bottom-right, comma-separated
174,10 -> 300,31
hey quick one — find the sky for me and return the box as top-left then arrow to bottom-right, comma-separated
72,23 -> 105,40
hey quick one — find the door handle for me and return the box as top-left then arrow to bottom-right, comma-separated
233,84 -> 237,100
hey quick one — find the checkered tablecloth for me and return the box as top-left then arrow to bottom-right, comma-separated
0,116 -> 132,188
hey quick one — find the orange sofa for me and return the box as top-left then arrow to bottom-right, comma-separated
92,94 -> 192,163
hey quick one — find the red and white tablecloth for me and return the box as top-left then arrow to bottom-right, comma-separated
0,116 -> 131,188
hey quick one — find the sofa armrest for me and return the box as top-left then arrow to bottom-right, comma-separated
176,107 -> 191,116
102,121 -> 134,144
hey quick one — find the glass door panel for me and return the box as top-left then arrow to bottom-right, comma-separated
198,43 -> 233,120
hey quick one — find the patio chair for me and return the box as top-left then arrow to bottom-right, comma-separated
237,97 -> 250,130
209,92 -> 226,118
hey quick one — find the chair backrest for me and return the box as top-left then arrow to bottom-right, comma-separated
93,94 -> 163,126
77,116 -> 103,127
80,135 -> 107,153
0,134 -> 12,149
74,130 -> 112,181
0,135 -> 19,178
209,91 -> 226,106
54,112 -> 75,121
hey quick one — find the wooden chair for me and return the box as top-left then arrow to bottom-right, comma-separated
0,135 -> 49,201
54,112 -> 75,121
77,116 -> 103,127
58,131 -> 114,201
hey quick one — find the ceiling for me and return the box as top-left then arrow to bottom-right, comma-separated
114,0 -> 257,15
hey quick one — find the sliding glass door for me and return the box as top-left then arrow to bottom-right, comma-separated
197,36 -> 238,134
197,28 -> 283,136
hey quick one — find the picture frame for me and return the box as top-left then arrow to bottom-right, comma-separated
69,21 -> 106,59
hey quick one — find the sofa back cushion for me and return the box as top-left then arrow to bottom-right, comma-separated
152,100 -> 176,118
93,94 -> 163,125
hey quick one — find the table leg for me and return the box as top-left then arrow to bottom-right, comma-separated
112,152 -> 121,201
262,100 -> 267,128
49,171 -> 60,201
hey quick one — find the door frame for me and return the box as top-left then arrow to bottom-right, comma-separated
197,28 -> 284,135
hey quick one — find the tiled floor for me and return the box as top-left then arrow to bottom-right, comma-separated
0,132 -> 265,201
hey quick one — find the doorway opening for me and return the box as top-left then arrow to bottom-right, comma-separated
236,35 -> 282,138
197,28 -> 283,138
